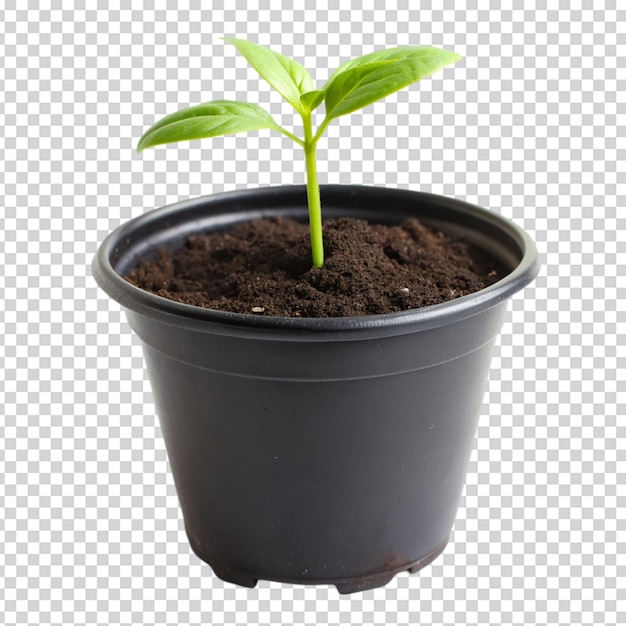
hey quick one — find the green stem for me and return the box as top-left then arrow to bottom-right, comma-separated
312,116 -> 332,145
274,124 -> 305,147
302,111 -> 324,268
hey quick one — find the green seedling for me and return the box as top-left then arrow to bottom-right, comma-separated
137,38 -> 461,268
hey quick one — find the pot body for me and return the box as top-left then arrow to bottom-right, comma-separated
93,185 -> 539,592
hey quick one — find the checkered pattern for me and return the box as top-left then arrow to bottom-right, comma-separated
1,1 -> 623,625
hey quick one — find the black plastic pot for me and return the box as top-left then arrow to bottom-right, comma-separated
93,185 -> 539,593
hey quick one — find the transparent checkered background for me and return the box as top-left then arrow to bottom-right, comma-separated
1,2 -> 624,625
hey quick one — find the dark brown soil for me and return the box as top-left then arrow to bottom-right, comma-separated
124,216 -> 507,318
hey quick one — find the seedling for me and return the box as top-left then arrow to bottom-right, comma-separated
137,38 -> 461,268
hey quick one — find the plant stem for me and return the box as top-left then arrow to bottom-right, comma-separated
312,116 -> 332,145
302,111 -> 324,268
274,125 -> 305,147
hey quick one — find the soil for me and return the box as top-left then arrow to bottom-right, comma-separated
124,216 -> 507,318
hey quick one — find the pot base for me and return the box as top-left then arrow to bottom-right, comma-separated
187,536 -> 449,594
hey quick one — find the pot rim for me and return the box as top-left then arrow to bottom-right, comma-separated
92,184 -> 540,337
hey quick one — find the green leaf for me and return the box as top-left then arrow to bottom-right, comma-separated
225,37 -> 314,112
137,100 -> 280,151
300,89 -> 326,112
323,46 -> 462,120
